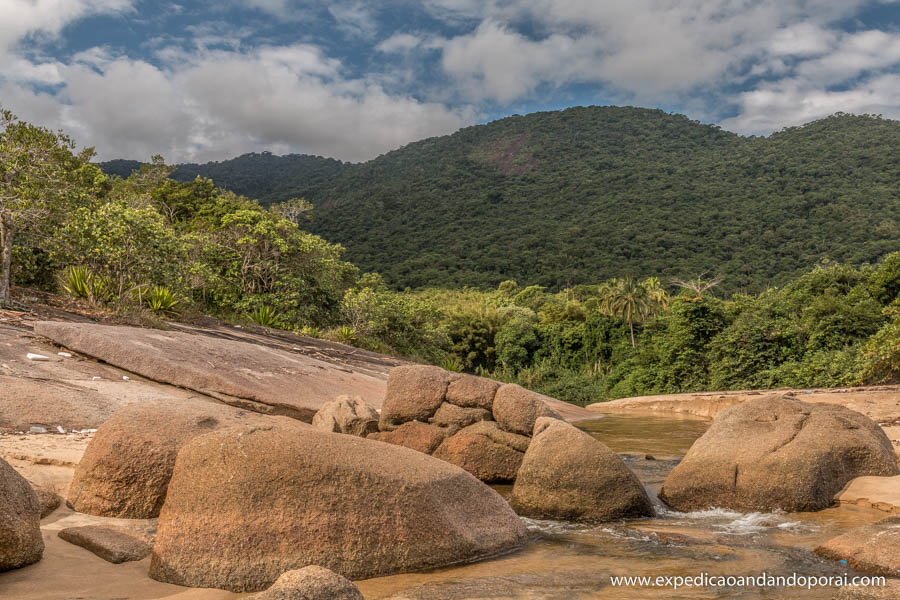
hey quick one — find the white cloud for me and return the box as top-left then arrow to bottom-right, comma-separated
2,41 -> 475,163
722,74 -> 900,135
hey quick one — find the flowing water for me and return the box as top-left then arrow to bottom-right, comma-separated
356,414 -> 894,600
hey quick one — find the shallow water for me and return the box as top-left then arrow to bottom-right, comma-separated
357,414 -> 895,599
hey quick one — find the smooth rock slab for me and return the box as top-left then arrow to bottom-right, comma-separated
58,526 -> 151,564
0,375 -> 117,433
247,566 -> 364,600
149,423 -> 527,592
816,517 -> 900,577
34,321 -> 382,421
0,457 -> 43,571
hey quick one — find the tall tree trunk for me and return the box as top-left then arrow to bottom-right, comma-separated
628,317 -> 635,348
0,216 -> 13,305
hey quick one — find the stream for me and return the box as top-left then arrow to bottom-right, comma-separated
356,414 -> 893,599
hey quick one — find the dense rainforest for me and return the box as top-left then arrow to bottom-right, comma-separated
101,107 -> 900,295
4,107 -> 898,407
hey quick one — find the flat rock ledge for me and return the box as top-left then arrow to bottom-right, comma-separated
835,475 -> 900,515
33,321 -> 383,422
58,526 -> 151,564
815,517 -> 900,577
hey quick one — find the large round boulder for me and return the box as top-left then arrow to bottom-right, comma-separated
1,457 -> 44,571
379,365 -> 450,430
247,566 -> 364,600
67,399 -> 288,518
815,517 -> 900,577
659,395 -> 900,513
492,384 -> 562,436
510,418 -> 653,521
312,396 -> 379,437
149,424 -> 527,592
433,431 -> 524,483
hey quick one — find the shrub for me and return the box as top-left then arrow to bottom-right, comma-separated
145,285 -> 179,316
249,305 -> 282,328
59,265 -> 112,304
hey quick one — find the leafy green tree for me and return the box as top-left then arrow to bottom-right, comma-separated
55,200 -> 185,301
0,110 -> 99,304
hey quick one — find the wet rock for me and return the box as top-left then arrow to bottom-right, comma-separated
149,423 -> 527,592
659,395 -> 900,513
67,398 -> 292,518
58,526 -> 151,564
433,431 -> 524,483
247,566 -> 364,600
510,418 -> 653,522
445,374 -> 500,411
368,421 -> 448,455
816,516 -> 900,577
312,395 -> 379,437
429,402 -> 491,433
492,384 -> 563,436
379,365 -> 450,430
0,457 -> 43,571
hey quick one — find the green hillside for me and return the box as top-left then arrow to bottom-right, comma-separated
102,107 -> 900,293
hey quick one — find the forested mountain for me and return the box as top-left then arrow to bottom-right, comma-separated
100,107 -> 900,293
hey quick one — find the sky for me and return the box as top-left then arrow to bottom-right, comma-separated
1,1 -> 899,163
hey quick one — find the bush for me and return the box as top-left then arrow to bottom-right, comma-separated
249,305 -> 282,328
144,285 -> 179,316
59,265 -> 113,304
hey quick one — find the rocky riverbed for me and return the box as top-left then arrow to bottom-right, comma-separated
1,312 -> 899,599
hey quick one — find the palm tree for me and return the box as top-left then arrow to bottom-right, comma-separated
600,276 -> 650,347
641,276 -> 670,316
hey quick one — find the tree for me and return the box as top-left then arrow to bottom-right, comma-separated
0,110 -> 97,304
601,276 -> 650,347
271,198 -> 313,225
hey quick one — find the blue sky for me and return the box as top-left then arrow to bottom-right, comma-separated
2,1 -> 899,163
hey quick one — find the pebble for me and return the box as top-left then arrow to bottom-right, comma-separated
29,426 -> 48,434
57,425 -> 65,433
26,353 -> 50,361
58,352 -> 72,358
122,376 -> 130,381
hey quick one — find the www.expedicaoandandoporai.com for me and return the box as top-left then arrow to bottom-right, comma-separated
609,572 -> 887,591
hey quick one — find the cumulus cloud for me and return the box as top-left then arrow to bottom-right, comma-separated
721,74 -> 900,135
2,39 -> 475,162
3,0 -> 900,162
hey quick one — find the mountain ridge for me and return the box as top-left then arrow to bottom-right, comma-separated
99,106 -> 900,293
